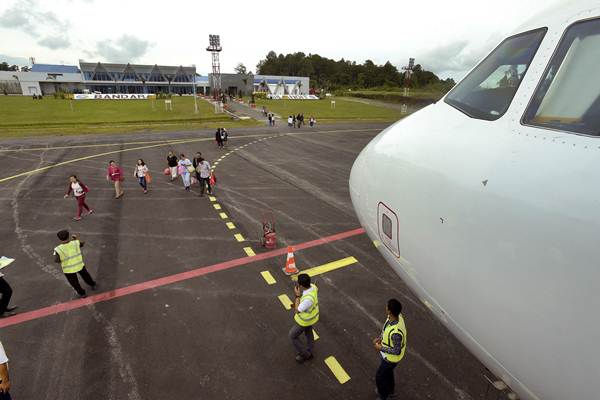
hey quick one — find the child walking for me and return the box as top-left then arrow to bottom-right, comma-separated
64,175 -> 93,221
134,159 -> 149,194
178,154 -> 193,191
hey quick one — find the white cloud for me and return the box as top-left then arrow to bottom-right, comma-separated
38,35 -> 71,50
95,35 -> 152,63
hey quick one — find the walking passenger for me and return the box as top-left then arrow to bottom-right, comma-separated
268,113 -> 272,126
289,273 -> 319,363
196,156 -> 212,197
167,151 -> 178,181
309,116 -> 316,127
220,128 -> 228,147
215,128 -> 224,148
373,299 -> 407,400
178,154 -> 193,191
287,115 -> 293,127
54,230 -> 97,298
134,159 -> 149,194
106,160 -> 124,199
64,175 -> 93,221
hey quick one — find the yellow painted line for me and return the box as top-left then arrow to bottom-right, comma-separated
209,196 -> 217,202
278,294 -> 293,310
214,161 -> 219,165
324,356 -> 350,384
226,222 -> 236,230
313,329 -> 320,341
291,257 -> 358,280
260,270 -> 276,284
219,212 -> 228,219
0,137 -> 205,184
373,240 -> 382,248
244,247 -> 256,257
213,204 -> 222,210
234,233 -> 245,242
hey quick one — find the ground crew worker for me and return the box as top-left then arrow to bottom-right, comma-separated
54,230 -> 97,298
373,298 -> 406,400
288,273 -> 319,363
0,340 -> 11,398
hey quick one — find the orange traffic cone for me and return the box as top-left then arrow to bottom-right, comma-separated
283,246 -> 299,275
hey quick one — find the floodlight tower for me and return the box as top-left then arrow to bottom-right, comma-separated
206,34 -> 222,100
402,57 -> 415,96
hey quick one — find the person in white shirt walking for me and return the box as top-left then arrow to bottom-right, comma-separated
0,341 -> 11,398
64,175 -> 93,221
177,154 -> 193,191
134,159 -> 149,194
195,156 -> 212,197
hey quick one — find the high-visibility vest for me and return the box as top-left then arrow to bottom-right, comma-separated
54,240 -> 84,274
294,284 -> 319,327
381,316 -> 407,363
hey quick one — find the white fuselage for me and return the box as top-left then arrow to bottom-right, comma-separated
350,3 -> 600,400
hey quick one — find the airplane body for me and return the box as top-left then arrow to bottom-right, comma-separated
350,2 -> 600,399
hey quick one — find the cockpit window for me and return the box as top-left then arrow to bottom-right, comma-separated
523,18 -> 600,136
445,28 -> 547,121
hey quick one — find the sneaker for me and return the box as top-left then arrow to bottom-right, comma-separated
6,306 -> 18,312
73,216 -> 81,221
87,209 -> 94,215
143,190 -> 148,194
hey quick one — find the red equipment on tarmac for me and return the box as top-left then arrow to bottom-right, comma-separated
261,211 -> 277,249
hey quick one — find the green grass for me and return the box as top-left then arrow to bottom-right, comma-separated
252,98 -> 405,122
0,96 -> 250,138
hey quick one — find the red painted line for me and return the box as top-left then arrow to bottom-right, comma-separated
0,227 -> 365,329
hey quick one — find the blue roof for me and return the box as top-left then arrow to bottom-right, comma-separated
195,76 -> 209,83
31,64 -> 80,74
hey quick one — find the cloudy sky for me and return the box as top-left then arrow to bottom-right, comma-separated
0,0 -> 564,80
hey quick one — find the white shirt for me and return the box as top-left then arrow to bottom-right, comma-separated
297,285 -> 315,313
0,341 -> 8,364
178,159 -> 192,174
135,165 -> 148,178
198,161 -> 211,178
71,182 -> 84,197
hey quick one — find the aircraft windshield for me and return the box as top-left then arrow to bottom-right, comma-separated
523,18 -> 600,136
445,28 -> 547,121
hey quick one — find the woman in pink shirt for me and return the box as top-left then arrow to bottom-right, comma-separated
106,160 -> 124,199
64,175 -> 93,221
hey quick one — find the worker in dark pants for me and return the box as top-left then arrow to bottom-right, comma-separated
373,299 -> 407,400
0,271 -> 16,318
289,273 -> 319,363
53,230 -> 97,298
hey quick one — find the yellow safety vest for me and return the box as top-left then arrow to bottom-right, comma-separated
54,240 -> 84,274
381,316 -> 407,363
294,284 -> 319,327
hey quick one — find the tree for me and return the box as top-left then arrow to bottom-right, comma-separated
21,66 -> 30,72
234,63 -> 248,75
0,62 -> 10,71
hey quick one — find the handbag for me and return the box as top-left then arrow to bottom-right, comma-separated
146,172 -> 152,184
191,176 -> 198,185
186,165 -> 196,174
209,172 -> 216,186
163,167 -> 170,176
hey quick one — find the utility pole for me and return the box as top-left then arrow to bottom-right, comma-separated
206,34 -> 222,101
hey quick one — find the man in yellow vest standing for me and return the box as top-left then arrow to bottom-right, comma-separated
373,299 -> 406,400
54,230 -> 97,298
289,273 -> 319,363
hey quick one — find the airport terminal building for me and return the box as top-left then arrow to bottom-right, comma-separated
0,61 -> 308,97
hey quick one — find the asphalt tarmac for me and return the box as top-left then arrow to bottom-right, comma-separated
0,123 -> 491,400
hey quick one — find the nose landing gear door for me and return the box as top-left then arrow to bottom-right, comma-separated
378,202 -> 400,258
